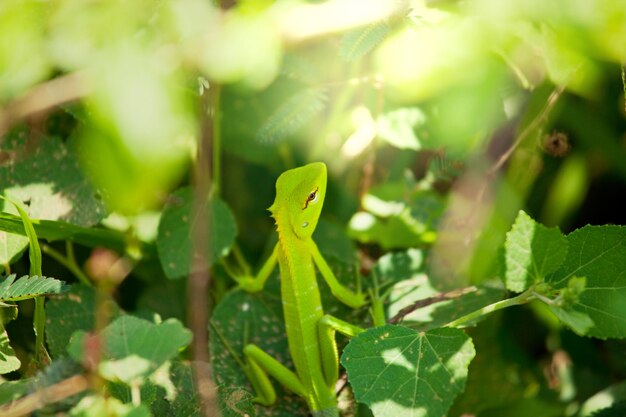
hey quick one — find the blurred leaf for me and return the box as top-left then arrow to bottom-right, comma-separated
0,274 -> 65,302
156,187 -> 237,280
0,327 -> 20,375
197,12 -> 281,89
77,45 -> 195,214
0,0 -> 49,100
0,219 -> 27,266
210,287 -> 308,417
0,132 -> 107,226
546,225 -> 626,339
45,284 -> 121,358
256,88 -> 327,145
341,325 -> 475,417
0,379 -> 29,405
70,395 -> 151,417
30,358 -> 85,412
372,248 -> 424,288
580,381 -> 626,417
503,210 -> 568,292
542,154 -> 588,227
589,403 -> 626,417
376,107 -> 426,150
68,315 -> 192,384
0,131 -> 107,263
349,189 -> 442,249
340,21 -> 390,62
314,219 -> 357,265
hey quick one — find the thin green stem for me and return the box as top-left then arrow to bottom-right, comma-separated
212,84 -> 222,196
41,244 -> 92,287
445,289 -> 536,328
232,244 -> 251,275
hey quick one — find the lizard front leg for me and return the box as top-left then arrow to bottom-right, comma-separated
318,315 -> 364,388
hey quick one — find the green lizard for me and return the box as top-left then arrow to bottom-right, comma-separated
231,162 -> 367,417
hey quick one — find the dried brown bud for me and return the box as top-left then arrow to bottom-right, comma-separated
542,131 -> 570,157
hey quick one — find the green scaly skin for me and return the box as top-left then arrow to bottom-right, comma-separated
234,162 -> 366,416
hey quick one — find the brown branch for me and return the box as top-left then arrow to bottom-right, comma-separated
0,71 -> 90,138
487,83 -> 567,177
187,83 -> 221,416
387,286 -> 477,324
0,375 -> 89,417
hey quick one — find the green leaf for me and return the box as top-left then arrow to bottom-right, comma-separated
0,131 -> 106,227
45,284 -> 121,358
156,187 -> 237,280
210,287 -> 308,417
589,402 -> 626,417
372,249 -> 424,288
0,196 -> 42,276
0,212 -> 131,253
0,326 -> 20,374
579,380 -> 626,417
340,21 -> 390,62
546,225 -> 626,339
376,108 -> 426,150
255,88 -> 327,145
504,210 -> 568,292
341,325 -> 475,417
0,274 -> 65,302
0,379 -> 30,405
0,199 -> 27,265
68,315 -> 192,383
349,189 -> 442,249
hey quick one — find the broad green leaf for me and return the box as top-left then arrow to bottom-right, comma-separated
546,225 -> 626,339
341,325 -> 475,417
0,132 -> 106,227
68,315 -> 192,384
255,88 -> 327,145
340,21 -> 390,62
504,210 -> 568,292
0,274 -> 65,302
0,327 -> 20,374
156,187 -> 237,280
376,108 -> 426,151
45,284 -> 121,358
70,395 -> 151,417
210,286 -> 308,417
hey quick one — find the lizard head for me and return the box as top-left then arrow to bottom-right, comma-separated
269,162 -> 327,240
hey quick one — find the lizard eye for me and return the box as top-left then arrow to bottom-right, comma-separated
303,187 -> 319,210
